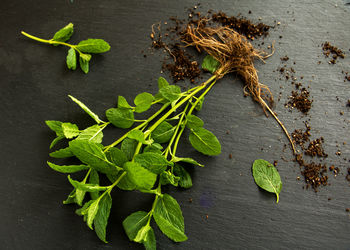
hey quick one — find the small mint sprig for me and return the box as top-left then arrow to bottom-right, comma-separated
21,23 -> 110,73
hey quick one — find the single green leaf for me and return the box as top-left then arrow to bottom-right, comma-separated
49,135 -> 65,149
134,224 -> 151,243
61,122 -> 80,139
52,23 -> 74,42
69,140 -> 119,174
118,96 -> 132,109
121,138 -> 138,160
159,85 -> 181,103
63,189 -> 77,205
123,162 -> 157,190
123,211 -> 149,241
87,198 -> 100,229
143,143 -> 163,154
202,55 -> 220,74
143,227 -> 156,250
173,164 -> 192,188
89,169 -> 100,200
68,95 -> 104,124
79,55 -> 89,74
49,147 -> 74,158
153,194 -> 187,242
158,76 -> 169,90
186,114 -> 204,130
151,121 -> 175,144
134,152 -> 171,174
75,187 -> 86,206
127,129 -> 146,143
66,47 -> 77,70
94,193 -> 112,243
68,175 -> 108,192
106,147 -> 128,167
189,127 -> 221,156
252,159 -> 282,203
77,39 -> 111,53
76,124 -> 103,143
160,171 -> 180,187
116,172 -> 136,191
173,156 -> 204,167
45,120 -> 64,136
134,92 -> 154,113
106,108 -> 134,129
47,161 -> 88,173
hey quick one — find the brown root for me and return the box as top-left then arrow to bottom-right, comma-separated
183,24 -> 296,155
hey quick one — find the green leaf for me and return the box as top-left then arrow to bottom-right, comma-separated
123,162 -> 157,190
106,108 -> 134,129
76,125 -> 103,143
116,172 -> 136,191
151,121 -> 175,144
66,48 -> 77,70
69,140 -> 119,174
49,135 -> 65,149
49,147 -> 74,158
143,143 -> 163,154
63,189 -> 77,205
68,175 -> 108,192
160,171 -> 180,187
106,147 -> 128,167
252,159 -> 282,203
68,95 -> 104,124
158,76 -> 169,90
186,114 -> 204,130
118,96 -> 132,109
52,23 -> 74,42
121,138 -> 138,160
79,55 -> 89,74
189,127 -> 221,156
153,194 -> 187,242
134,224 -> 151,243
173,164 -> 192,188
143,227 -> 156,250
89,169 -> 100,200
61,122 -> 80,139
45,120 -> 63,136
202,55 -> 220,74
134,92 -> 154,113
47,161 -> 88,173
134,152 -> 171,174
123,211 -> 149,241
159,85 -> 181,103
94,193 -> 112,243
80,53 -> 92,62
75,187 -> 86,206
127,129 -> 146,143
173,156 -> 204,167
87,199 -> 100,229
76,200 -> 94,217
77,39 -> 111,53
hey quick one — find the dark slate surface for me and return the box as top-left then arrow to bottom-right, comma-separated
1,0 -> 350,249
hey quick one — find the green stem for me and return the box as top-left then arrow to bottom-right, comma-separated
108,171 -> 127,193
21,31 -> 74,48
147,185 -> 161,224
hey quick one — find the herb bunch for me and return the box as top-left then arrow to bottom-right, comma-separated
46,57 -> 221,249
21,23 -> 110,73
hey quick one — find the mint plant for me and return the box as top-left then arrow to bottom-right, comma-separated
21,23 -> 110,73
46,56 -> 221,249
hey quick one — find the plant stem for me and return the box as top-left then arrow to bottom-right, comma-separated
21,31 -> 74,48
108,171 -> 127,193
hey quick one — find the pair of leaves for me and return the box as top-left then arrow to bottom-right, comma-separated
252,159 -> 282,203
186,115 -> 221,156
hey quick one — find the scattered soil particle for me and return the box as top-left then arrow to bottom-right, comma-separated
345,72 -> 350,82
280,56 -> 289,61
304,137 -> 328,158
322,42 -> 345,64
291,122 -> 311,149
287,88 -> 312,114
346,208 -> 350,212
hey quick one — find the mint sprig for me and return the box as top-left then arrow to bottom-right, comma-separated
21,23 -> 110,73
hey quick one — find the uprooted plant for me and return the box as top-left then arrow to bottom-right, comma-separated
46,22 -> 295,249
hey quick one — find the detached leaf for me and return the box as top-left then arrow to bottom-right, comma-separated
68,95 -> 104,124
159,85 -> 181,103
134,152 -> 171,174
79,55 -> 89,74
61,122 -> 80,139
186,114 -> 204,130
151,121 -> 175,144
118,96 -> 132,109
127,129 -> 146,143
52,23 -> 74,42
134,92 -> 154,113
202,55 -> 220,74
47,161 -> 88,173
153,194 -> 187,242
94,193 -> 112,242
123,162 -> 157,190
77,39 -> 111,53
252,159 -> 282,203
66,48 -> 77,70
106,108 -> 134,129
189,127 -> 221,156
123,211 -> 149,241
